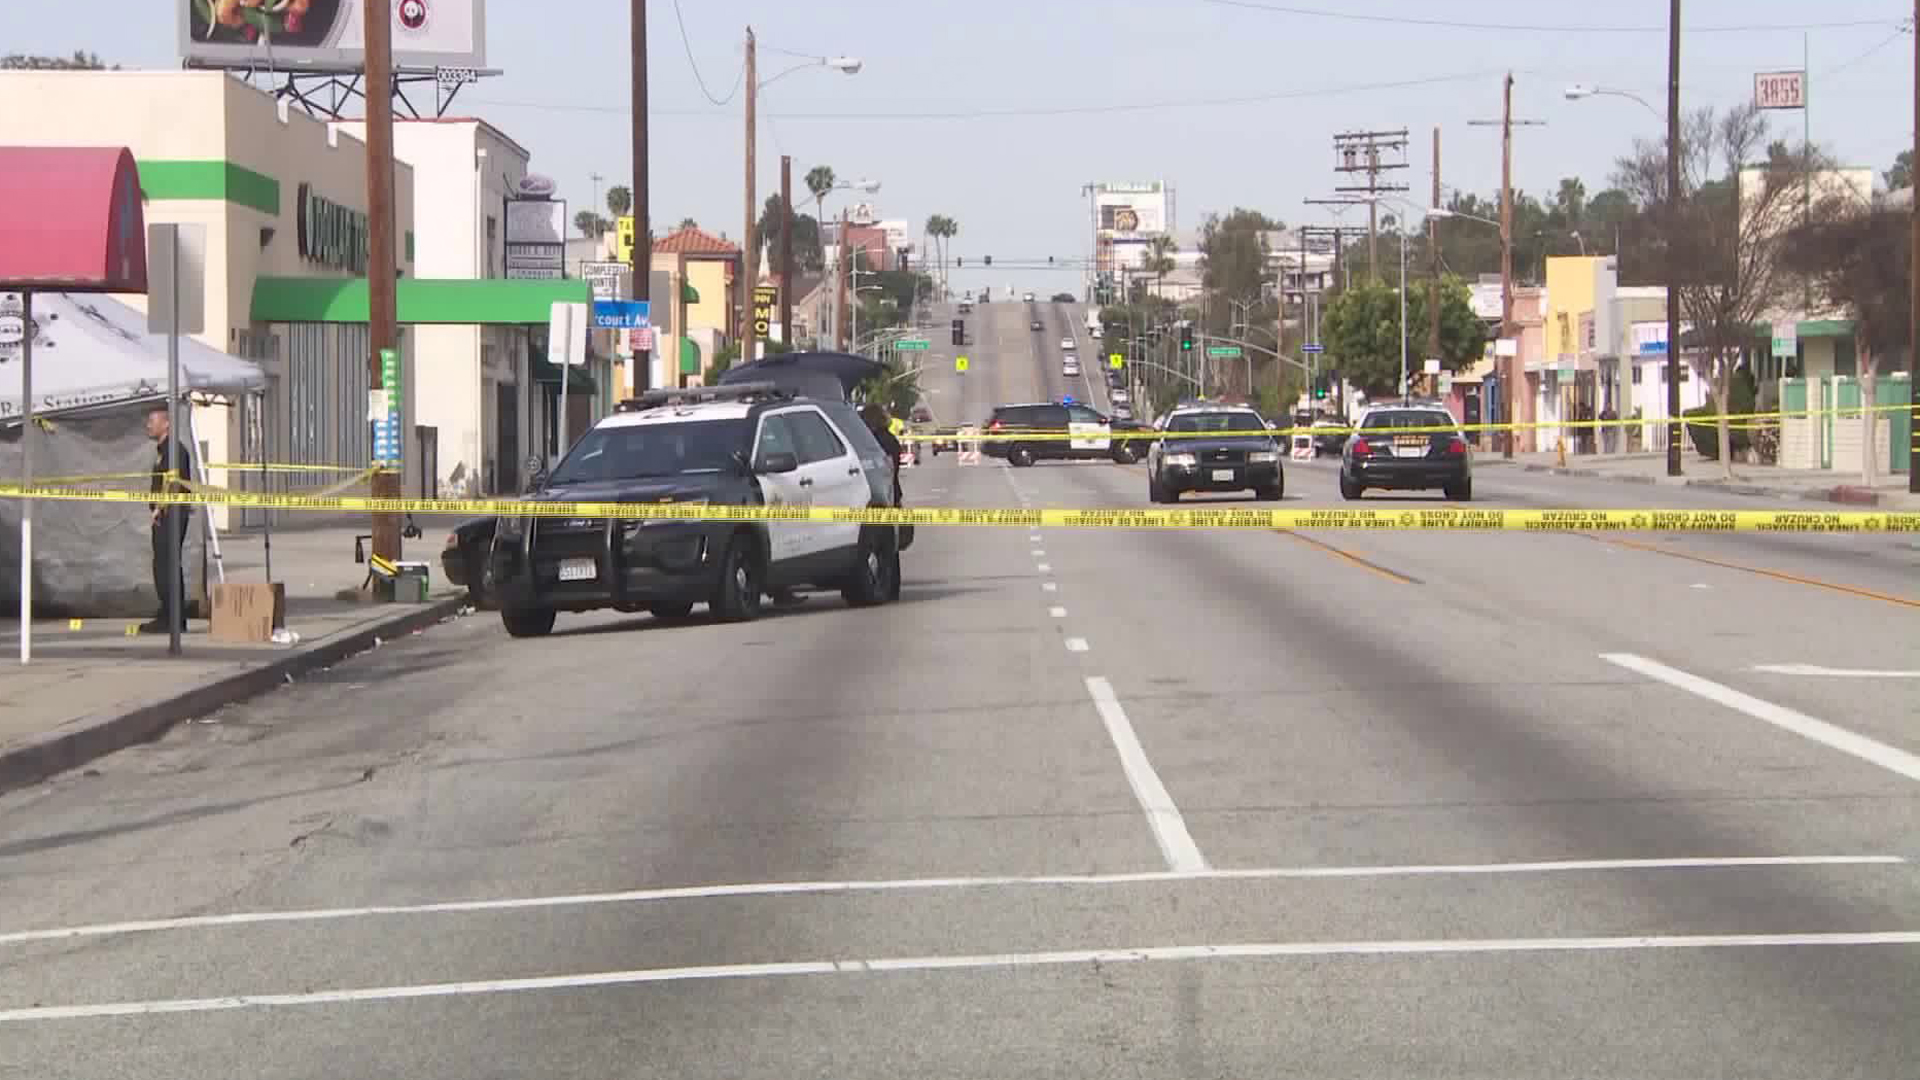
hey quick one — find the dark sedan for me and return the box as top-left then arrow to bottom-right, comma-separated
1147,406 -> 1284,502
441,516 -> 500,608
1339,405 -> 1473,500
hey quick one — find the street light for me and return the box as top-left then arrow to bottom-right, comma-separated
1564,84 -> 1662,119
743,30 -> 862,363
815,178 -> 879,349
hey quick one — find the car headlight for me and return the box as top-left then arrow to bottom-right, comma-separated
1248,451 -> 1279,463
1165,453 -> 1197,467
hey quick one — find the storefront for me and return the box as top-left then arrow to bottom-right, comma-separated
0,70 -> 422,527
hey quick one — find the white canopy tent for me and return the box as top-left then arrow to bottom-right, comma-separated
2,291 -> 267,633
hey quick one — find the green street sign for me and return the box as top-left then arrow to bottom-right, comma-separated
1109,353 -> 1124,369
1207,345 -> 1242,358
895,339 -> 930,351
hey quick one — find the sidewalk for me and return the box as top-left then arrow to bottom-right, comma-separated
1490,450 -> 1920,510
0,525 -> 469,793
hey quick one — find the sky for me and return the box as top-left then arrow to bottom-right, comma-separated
15,1 -> 1915,298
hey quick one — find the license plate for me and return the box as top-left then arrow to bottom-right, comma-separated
1212,468 -> 1235,481
557,557 -> 596,582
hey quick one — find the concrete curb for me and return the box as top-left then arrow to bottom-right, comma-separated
0,595 -> 467,795
1522,462 -> 1907,505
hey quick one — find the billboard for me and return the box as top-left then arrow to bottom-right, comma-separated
180,0 -> 487,73
1093,182 -> 1168,275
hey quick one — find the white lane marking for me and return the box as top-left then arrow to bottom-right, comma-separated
1085,676 -> 1207,873
1064,637 -> 1089,652
1032,549 -> 1046,557
1753,663 -> 1920,679
0,857 -> 1898,949
1602,653 -> 1920,782
1037,563 -> 1052,573
1030,534 -> 1043,542
1042,582 -> 1059,593
1049,606 -> 1068,617
11,931 -> 1919,1022
1690,583 -> 1711,590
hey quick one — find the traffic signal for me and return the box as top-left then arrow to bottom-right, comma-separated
984,254 -> 993,267
1179,324 -> 1194,352
951,318 -> 964,346
956,257 -> 964,268
1312,372 -> 1329,399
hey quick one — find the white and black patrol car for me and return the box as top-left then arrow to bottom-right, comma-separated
1147,402 -> 1284,502
489,382 -> 905,638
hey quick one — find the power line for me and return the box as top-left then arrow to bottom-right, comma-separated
1202,0 -> 1906,35
1816,20 -> 1915,78
472,67 -> 1504,122
670,0 -> 743,106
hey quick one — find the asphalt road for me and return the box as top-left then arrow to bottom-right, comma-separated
1,298 -> 1916,1079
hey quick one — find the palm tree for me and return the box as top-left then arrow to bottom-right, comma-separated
1143,234 -> 1177,299
677,217 -> 698,231
922,215 -> 959,297
605,185 -> 632,219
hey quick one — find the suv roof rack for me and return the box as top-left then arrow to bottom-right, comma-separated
617,381 -> 792,413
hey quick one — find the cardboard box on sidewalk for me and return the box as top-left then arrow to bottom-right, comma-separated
210,583 -> 286,643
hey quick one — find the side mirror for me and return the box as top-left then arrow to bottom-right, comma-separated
757,450 -> 799,475
525,469 -> 548,493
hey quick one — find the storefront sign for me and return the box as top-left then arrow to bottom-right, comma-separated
0,293 -> 31,364
296,183 -> 369,274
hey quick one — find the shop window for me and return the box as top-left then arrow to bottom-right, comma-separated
288,323 -> 327,473
1833,336 -> 1857,377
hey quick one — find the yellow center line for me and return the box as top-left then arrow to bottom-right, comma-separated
1276,530 -> 1421,585
1592,535 -> 1920,610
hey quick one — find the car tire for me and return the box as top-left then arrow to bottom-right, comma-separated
500,607 -> 556,638
842,526 -> 899,608
1147,477 -> 1165,503
650,600 -> 695,619
1339,474 -> 1364,500
1257,481 -> 1284,501
1111,442 -> 1139,465
1009,445 -> 1035,468
710,533 -> 765,622
465,544 -> 498,610
1444,478 -> 1473,501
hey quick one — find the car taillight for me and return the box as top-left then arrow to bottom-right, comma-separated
1445,436 -> 1467,455
989,420 -> 1003,431
1350,437 -> 1372,456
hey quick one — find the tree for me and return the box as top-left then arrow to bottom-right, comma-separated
1,51 -> 108,70
605,185 -> 632,219
1321,277 -> 1487,398
757,194 -> 824,274
1612,104 -> 1839,476
924,214 -> 958,297
1886,150 -> 1913,193
1198,210 -> 1275,302
1141,234 -> 1178,299
1050,292 -> 1076,303
677,216 -> 698,230
573,210 -> 611,239
1782,203 -> 1910,486
855,355 -> 921,418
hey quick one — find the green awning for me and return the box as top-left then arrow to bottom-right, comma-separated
251,277 -> 594,324
532,358 -> 596,393
682,281 -> 701,303
1796,319 -> 1855,338
679,336 -> 701,375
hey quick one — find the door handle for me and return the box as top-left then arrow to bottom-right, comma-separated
798,477 -> 814,488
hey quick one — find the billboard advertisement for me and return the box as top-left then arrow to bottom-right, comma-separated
180,0 -> 487,73
1093,183 -> 1167,275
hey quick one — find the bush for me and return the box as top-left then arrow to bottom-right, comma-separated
1683,367 -> 1758,459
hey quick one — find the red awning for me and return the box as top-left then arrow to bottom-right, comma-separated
0,147 -> 148,292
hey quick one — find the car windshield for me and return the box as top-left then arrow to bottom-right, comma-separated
1360,410 -> 1454,432
547,419 -> 751,484
1167,411 -> 1264,434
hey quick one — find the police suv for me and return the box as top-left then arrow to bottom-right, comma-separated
489,382 -> 904,638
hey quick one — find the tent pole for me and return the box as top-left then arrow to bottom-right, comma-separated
258,390 -> 271,584
187,407 -> 225,588
18,290 -> 33,665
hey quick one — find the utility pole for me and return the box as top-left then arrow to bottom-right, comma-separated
1428,126 -> 1442,396
1471,73 -> 1543,458
780,155 -> 794,348
836,207 -> 850,349
1665,1 -> 1684,477
362,0 -> 400,564
1332,129 -> 1409,280
630,0 -> 651,391
1910,0 -> 1919,494
741,27 -> 758,361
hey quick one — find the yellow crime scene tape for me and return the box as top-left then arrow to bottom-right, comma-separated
0,483 -> 1912,534
903,402 -> 1916,441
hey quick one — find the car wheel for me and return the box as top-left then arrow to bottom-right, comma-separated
1257,481 -> 1284,502
1339,474 -> 1364,500
1444,478 -> 1473,501
1009,445 -> 1035,468
650,600 -> 695,619
842,526 -> 899,608
465,544 -> 498,610
710,533 -> 765,622
500,607 -> 556,638
1111,442 -> 1139,464
1147,477 -> 1165,503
